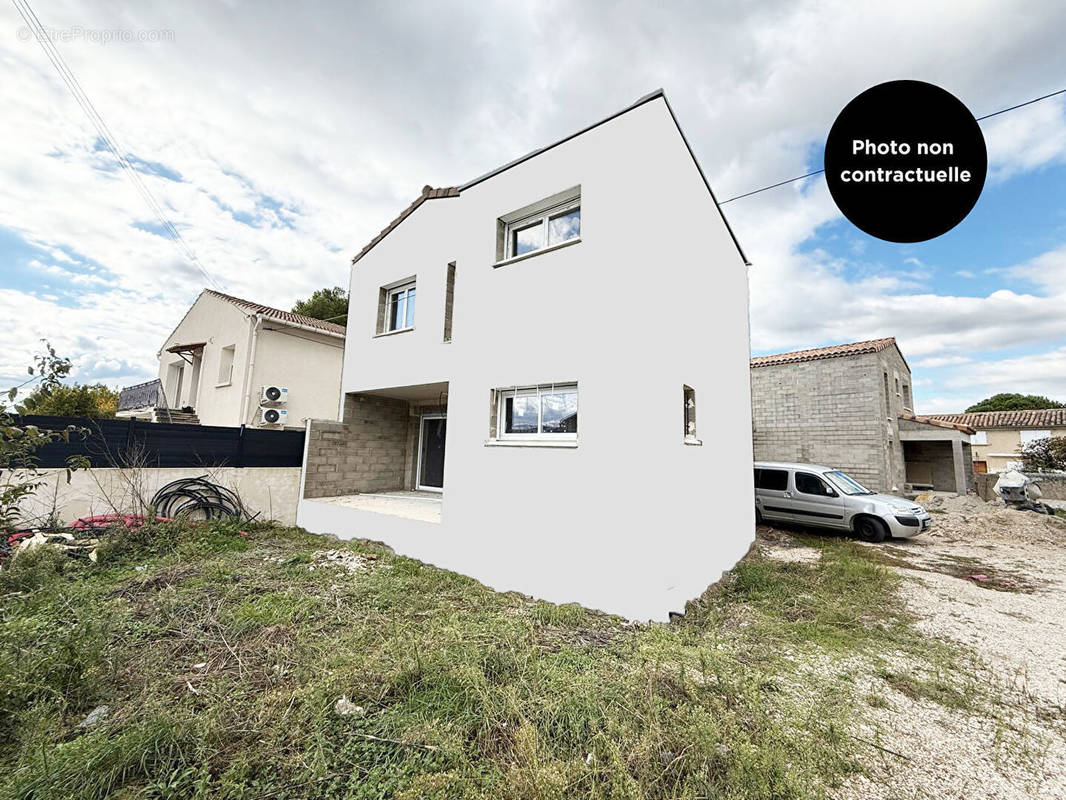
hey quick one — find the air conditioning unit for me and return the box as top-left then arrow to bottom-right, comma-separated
260,386 -> 288,404
258,407 -> 288,426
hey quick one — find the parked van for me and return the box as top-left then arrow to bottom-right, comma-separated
753,462 -> 932,542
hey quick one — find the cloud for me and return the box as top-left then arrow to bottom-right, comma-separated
913,356 -> 973,368
1,0 -> 1065,401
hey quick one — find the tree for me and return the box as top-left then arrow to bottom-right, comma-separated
16,383 -> 118,418
292,286 -> 347,326
2,341 -> 87,529
964,393 -> 1066,412
1021,436 -> 1066,472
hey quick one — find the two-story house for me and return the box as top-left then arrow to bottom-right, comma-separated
927,409 -> 1066,473
750,337 -> 975,493
297,90 -> 755,620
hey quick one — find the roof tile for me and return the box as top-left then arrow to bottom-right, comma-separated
927,409 -> 1066,429
204,289 -> 346,336
750,337 -> 897,368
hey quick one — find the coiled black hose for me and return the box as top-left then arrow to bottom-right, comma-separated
151,476 -> 249,521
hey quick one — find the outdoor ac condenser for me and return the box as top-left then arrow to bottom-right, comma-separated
258,407 -> 288,426
260,386 -> 288,403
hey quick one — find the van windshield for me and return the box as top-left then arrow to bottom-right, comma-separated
824,470 -> 875,496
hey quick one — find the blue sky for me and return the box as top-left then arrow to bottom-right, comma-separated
1,0 -> 1065,414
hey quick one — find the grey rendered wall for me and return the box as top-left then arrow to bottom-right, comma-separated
751,351 -> 888,490
875,345 -> 911,491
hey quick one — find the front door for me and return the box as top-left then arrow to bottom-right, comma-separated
417,414 -> 446,491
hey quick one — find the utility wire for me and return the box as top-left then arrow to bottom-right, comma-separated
718,87 -> 1066,204
12,0 -> 223,290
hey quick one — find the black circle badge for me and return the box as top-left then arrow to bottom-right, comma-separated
824,80 -> 987,243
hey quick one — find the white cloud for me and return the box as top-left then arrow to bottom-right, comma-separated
913,356 -> 973,368
1,0 -> 1065,399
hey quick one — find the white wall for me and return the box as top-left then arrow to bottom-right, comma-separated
249,326 -> 344,427
19,467 -> 301,526
159,293 -> 250,426
300,95 -> 755,621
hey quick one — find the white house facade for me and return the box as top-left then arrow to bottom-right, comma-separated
119,290 -> 345,428
297,91 -> 755,620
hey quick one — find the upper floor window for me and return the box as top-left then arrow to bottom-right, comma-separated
902,382 -> 912,410
377,279 -> 416,334
497,187 -> 581,263
497,383 -> 577,440
217,344 -> 235,386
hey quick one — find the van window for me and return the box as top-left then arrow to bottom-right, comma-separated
755,468 -> 788,491
796,472 -> 833,496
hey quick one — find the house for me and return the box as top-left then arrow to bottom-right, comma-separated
927,409 -> 1066,473
296,90 -> 755,621
118,289 -> 345,428
750,337 -> 975,493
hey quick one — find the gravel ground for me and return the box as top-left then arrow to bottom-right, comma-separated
761,498 -> 1066,799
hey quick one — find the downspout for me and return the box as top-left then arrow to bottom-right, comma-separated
240,313 -> 263,426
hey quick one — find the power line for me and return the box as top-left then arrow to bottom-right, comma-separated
718,87 -> 1066,204
12,0 -> 223,290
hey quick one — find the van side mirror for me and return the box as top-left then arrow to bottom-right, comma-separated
826,488 -> 838,497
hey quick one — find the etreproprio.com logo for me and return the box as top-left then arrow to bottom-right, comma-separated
17,26 -> 175,44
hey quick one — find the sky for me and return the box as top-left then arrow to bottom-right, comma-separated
1,0 -> 1065,414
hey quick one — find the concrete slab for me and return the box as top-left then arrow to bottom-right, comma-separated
314,490 -> 442,523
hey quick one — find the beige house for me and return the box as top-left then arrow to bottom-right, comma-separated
118,289 -> 345,428
928,409 -> 1066,473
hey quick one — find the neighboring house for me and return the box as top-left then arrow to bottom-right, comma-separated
117,289 -> 345,428
297,90 -> 755,621
927,409 -> 1066,473
750,337 -> 975,493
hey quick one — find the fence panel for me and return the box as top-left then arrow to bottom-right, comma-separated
16,416 -> 305,469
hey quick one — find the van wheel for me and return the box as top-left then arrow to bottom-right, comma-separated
755,507 -> 763,526
854,516 -> 887,543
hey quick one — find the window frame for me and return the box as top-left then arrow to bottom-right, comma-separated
216,344 -> 236,387
385,280 -> 416,333
496,383 -> 578,442
795,471 -> 837,497
496,187 -> 582,265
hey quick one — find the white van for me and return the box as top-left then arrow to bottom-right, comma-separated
754,462 -> 932,542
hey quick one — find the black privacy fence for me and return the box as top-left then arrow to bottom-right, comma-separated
15,416 -> 305,469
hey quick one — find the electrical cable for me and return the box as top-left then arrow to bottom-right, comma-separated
718,88 -> 1066,204
11,0 -> 224,290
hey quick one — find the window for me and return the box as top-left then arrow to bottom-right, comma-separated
497,187 -> 581,262
902,382 -> 912,410
796,472 -> 834,497
377,279 -> 416,334
883,372 -> 890,410
443,263 -> 455,342
496,383 -> 577,440
217,345 -> 235,385
972,431 -> 988,445
683,385 -> 697,440
754,468 -> 788,491
1020,429 -> 1052,445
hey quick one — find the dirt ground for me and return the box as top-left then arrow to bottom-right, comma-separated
762,495 -> 1066,800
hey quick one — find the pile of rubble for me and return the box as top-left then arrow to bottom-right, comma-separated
914,490 -> 1065,546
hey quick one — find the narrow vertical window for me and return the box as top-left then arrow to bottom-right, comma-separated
443,262 -> 455,342
217,345 -> 235,385
883,372 -> 890,411
683,385 -> 700,443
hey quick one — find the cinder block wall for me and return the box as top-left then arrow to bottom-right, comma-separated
751,352 -> 891,490
303,393 -> 409,498
902,440 -> 961,491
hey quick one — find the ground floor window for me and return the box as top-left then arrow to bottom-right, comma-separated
496,383 -> 577,440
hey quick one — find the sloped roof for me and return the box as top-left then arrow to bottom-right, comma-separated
351,89 -> 749,267
204,289 -> 346,337
751,337 -> 898,368
899,411 -> 975,435
927,409 -> 1066,429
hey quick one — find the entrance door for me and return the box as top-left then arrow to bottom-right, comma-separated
417,414 -> 446,491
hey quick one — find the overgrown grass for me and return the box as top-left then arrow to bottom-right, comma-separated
0,521 -> 978,799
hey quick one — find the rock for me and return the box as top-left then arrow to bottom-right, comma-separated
77,705 -> 111,729
333,696 -> 365,717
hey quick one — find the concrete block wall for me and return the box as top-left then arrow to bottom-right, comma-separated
902,440 -> 962,491
303,393 -> 410,498
751,352 -> 893,490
